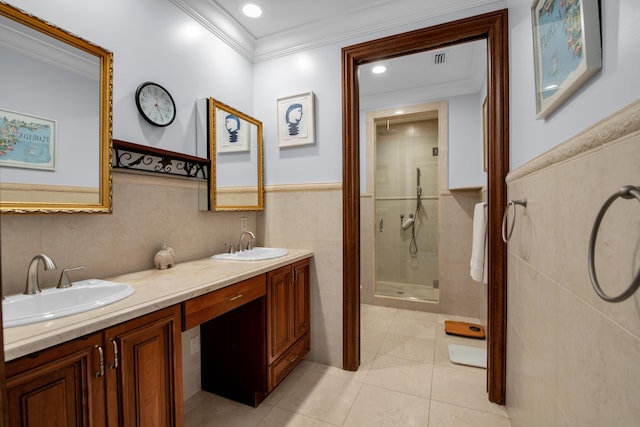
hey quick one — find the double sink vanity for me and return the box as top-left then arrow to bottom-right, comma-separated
3,247 -> 312,426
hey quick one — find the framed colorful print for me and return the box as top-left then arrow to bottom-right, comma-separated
215,105 -> 250,153
0,109 -> 56,170
277,91 -> 315,148
531,0 -> 601,119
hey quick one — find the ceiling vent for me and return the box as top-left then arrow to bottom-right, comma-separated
433,51 -> 447,65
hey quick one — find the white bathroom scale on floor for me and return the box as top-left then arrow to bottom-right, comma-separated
448,344 -> 487,369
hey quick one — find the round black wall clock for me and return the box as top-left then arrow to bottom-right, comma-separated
135,82 -> 176,127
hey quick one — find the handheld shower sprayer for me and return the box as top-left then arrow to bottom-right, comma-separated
401,213 -> 415,230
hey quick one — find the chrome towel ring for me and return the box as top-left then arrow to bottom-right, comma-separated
501,199 -> 527,243
588,185 -> 640,303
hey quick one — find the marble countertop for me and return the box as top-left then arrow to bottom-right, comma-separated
3,249 -> 313,361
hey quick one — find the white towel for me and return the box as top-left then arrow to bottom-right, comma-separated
470,203 -> 487,283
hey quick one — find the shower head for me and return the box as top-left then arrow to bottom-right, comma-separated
377,120 -> 397,135
416,167 -> 421,186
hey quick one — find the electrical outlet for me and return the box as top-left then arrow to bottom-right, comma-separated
240,217 -> 248,231
190,336 -> 199,355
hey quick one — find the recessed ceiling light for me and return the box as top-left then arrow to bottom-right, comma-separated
372,65 -> 386,74
242,3 -> 263,18
394,110 -> 404,115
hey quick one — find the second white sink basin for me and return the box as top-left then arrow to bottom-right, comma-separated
2,279 -> 135,328
211,247 -> 288,261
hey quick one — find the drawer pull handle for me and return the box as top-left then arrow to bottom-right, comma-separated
227,293 -> 244,301
94,345 -> 104,378
109,338 -> 119,369
288,353 -> 299,363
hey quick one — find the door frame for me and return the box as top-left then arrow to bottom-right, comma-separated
341,9 -> 509,404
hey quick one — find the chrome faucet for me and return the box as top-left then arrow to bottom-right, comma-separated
238,231 -> 256,252
24,254 -> 57,295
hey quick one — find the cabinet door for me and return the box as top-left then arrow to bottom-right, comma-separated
292,260 -> 310,342
5,333 -> 106,427
105,305 -> 183,427
267,265 -> 293,364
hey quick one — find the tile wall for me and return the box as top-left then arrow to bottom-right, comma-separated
505,100 -> 640,426
258,183 -> 344,368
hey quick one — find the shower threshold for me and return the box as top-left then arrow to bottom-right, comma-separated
375,280 -> 439,302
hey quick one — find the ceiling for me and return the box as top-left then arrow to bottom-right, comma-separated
170,0 -> 493,98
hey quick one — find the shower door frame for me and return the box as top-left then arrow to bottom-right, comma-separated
369,107 -> 446,304
341,9 -> 509,404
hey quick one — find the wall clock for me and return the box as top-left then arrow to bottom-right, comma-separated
135,82 -> 176,127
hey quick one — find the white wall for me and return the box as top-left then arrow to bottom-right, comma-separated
447,93 -> 486,189
7,0 -> 254,156
252,47 -> 342,185
508,0 -> 640,169
253,2 -> 506,187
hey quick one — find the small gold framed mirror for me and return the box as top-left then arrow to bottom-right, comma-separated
207,98 -> 263,211
0,3 -> 112,213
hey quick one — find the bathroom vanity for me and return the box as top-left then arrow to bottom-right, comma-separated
3,249 -> 312,426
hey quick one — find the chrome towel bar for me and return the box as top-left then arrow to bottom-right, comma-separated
588,185 -> 640,303
501,199 -> 527,243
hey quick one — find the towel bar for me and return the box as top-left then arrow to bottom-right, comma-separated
501,199 -> 527,243
588,185 -> 640,302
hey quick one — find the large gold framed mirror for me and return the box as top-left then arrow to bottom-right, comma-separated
206,98 -> 263,211
0,3 -> 112,213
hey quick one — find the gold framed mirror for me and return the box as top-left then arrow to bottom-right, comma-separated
0,2 -> 112,213
207,98 -> 263,211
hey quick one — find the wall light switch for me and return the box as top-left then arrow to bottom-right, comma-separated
190,336 -> 199,355
240,217 -> 248,231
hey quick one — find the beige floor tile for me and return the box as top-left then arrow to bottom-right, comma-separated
277,369 -> 363,426
378,332 -> 436,363
396,308 -> 439,322
431,365 -> 507,417
361,327 -> 387,354
259,407 -> 336,427
364,354 -> 433,398
388,315 -> 437,339
428,400 -> 511,427
184,302 -> 513,427
361,304 -> 397,331
183,390 -> 273,427
343,384 -> 430,427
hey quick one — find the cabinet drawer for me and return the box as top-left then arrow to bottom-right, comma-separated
267,332 -> 310,392
182,274 -> 266,330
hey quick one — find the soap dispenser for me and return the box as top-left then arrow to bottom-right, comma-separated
154,240 -> 175,270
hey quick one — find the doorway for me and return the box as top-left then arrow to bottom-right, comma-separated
341,10 -> 509,404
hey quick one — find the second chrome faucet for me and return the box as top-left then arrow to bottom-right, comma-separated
238,231 -> 256,252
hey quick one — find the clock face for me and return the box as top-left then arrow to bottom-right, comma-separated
135,82 -> 176,127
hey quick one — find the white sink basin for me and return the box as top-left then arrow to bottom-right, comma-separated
2,279 -> 135,328
211,247 -> 288,261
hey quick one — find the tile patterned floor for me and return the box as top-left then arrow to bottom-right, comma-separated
184,304 -> 511,427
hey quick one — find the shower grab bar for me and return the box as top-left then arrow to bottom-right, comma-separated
501,199 -> 527,243
588,185 -> 640,303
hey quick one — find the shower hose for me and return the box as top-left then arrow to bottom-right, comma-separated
409,188 -> 421,257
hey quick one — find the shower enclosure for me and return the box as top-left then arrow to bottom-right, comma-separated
374,117 -> 439,302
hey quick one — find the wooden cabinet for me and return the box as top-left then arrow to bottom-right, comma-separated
266,259 -> 310,391
5,305 -> 183,427
5,333 -> 105,426
104,305 -> 183,427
